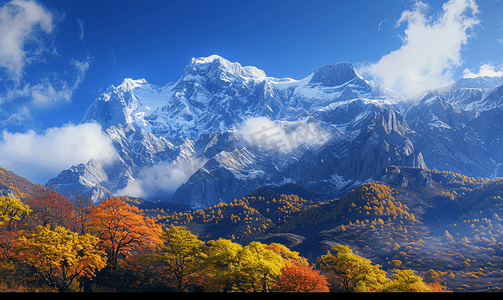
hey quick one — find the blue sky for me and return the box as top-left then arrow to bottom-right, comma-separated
0,0 -> 502,184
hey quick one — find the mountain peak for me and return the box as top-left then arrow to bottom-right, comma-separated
191,54 -> 226,65
106,78 -> 149,94
185,55 -> 266,80
309,62 -> 362,87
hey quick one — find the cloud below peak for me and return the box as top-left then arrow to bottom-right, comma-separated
0,122 -> 119,185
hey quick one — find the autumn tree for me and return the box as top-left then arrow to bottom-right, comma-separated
148,225 -> 207,292
264,242 -> 305,264
67,194 -> 94,235
317,244 -> 389,292
15,225 -> 107,292
0,196 -> 31,260
272,261 -> 329,292
0,196 -> 31,226
203,238 -> 243,292
204,239 -> 283,292
383,269 -> 450,292
238,241 -> 283,292
24,188 -> 73,229
87,197 -> 163,269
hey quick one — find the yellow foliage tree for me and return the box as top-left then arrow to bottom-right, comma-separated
0,196 -> 31,260
148,225 -> 207,292
0,196 -> 31,226
15,225 -> 107,292
204,239 -> 283,292
317,244 -> 389,292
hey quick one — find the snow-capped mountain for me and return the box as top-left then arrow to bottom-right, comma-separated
49,55 -> 503,207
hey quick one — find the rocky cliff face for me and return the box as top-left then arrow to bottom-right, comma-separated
405,92 -> 495,178
0,185 -> 16,198
378,165 -> 433,188
46,159 -> 112,202
283,102 -> 425,200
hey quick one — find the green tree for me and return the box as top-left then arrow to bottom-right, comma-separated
238,241 -> 283,292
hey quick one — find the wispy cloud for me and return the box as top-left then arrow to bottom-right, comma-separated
238,116 -> 329,154
0,0 -> 55,84
0,54 -> 92,124
0,0 -> 92,125
77,18 -> 84,40
363,0 -> 480,97
378,19 -> 390,31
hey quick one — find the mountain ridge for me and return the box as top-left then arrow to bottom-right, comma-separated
47,54 -> 503,208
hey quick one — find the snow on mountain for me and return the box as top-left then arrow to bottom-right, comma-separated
48,55 -> 503,208
82,78 -> 175,133
46,159 -> 112,202
415,75 -> 503,116
82,56 -> 400,142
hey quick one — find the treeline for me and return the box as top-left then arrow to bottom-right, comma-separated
0,188 -> 450,292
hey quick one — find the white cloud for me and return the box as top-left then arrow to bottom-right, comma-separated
114,157 -> 208,199
2,54 -> 91,105
0,122 -> 119,184
462,63 -> 503,78
0,0 -> 91,125
0,0 -> 55,83
30,55 -> 91,106
365,0 -> 480,97
238,116 -> 328,154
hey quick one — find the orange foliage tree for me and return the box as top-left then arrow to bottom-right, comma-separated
88,197 -> 163,269
24,188 -> 73,229
67,194 -> 94,235
264,242 -> 305,264
272,261 -> 329,292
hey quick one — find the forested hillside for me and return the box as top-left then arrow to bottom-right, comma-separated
1,165 -> 503,292
149,167 -> 503,292
0,167 -> 41,200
